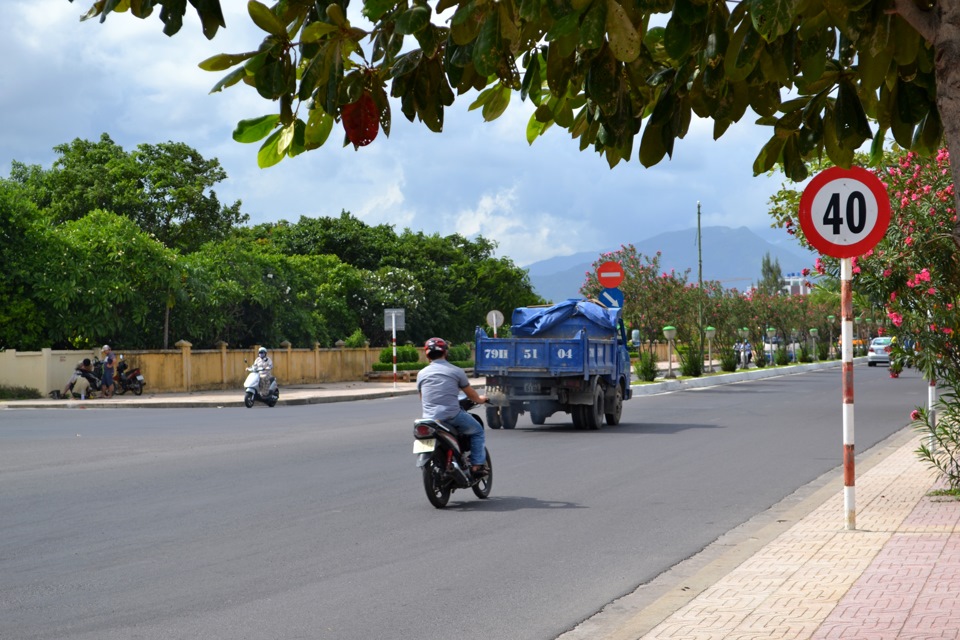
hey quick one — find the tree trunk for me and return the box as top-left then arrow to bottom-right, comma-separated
896,0 -> 960,246
932,3 -> 960,246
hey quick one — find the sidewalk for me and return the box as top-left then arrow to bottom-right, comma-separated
4,363 -> 957,639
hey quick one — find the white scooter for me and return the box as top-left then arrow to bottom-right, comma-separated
243,364 -> 280,408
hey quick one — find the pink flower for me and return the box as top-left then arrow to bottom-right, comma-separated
911,409 -> 921,421
918,268 -> 931,282
801,268 -> 810,276
927,287 -> 937,295
883,269 -> 892,277
888,311 -> 903,327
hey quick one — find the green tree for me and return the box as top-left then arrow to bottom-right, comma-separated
756,252 -> 784,296
22,134 -> 247,253
0,179 -> 48,349
45,210 -> 183,349
70,1 -> 960,221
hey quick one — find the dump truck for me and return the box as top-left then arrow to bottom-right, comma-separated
474,299 -> 632,429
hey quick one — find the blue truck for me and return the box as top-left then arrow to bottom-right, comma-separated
474,299 -> 632,429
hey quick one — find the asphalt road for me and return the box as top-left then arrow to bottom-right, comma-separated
0,365 -> 931,640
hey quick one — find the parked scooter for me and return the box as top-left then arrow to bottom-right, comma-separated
412,396 -> 492,508
113,355 -> 145,396
243,362 -> 280,408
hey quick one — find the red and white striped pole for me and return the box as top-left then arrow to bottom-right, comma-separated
841,257 -> 856,530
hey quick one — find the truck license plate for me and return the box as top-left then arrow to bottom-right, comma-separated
412,439 -> 435,453
523,382 -> 541,393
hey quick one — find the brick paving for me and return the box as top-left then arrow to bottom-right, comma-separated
636,435 -> 960,640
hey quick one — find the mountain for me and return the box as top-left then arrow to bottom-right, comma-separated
526,226 -> 814,303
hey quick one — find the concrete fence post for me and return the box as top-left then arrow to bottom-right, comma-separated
280,340 -> 292,383
175,340 -> 192,392
216,341 -> 228,389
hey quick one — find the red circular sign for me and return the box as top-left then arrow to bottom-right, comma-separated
597,261 -> 625,288
798,166 -> 891,258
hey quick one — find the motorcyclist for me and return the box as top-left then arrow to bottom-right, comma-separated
61,358 -> 97,398
253,347 -> 274,392
416,337 -> 489,476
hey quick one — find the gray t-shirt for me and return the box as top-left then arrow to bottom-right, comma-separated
417,359 -> 469,421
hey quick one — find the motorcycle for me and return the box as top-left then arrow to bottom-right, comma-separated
114,355 -> 145,396
412,396 -> 492,508
243,363 -> 280,408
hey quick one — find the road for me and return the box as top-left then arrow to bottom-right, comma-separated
0,365 -> 930,640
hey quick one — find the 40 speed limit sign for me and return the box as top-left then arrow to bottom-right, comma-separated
798,166 -> 891,258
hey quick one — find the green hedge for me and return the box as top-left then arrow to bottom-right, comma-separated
378,344 -> 420,364
371,361 -> 473,372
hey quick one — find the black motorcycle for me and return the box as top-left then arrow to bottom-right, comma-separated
412,397 -> 492,509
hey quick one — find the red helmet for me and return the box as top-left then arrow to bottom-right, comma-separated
424,337 -> 448,356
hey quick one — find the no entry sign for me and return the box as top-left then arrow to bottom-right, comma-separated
597,261 -> 625,288
798,166 -> 891,258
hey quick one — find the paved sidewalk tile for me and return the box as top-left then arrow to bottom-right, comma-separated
640,436 -> 945,640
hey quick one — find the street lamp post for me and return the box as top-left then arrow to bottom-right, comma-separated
791,328 -> 798,363
766,327 -> 776,365
705,326 -> 716,373
810,327 -> 819,362
663,326 -> 677,379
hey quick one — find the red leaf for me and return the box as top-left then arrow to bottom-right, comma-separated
342,93 -> 379,147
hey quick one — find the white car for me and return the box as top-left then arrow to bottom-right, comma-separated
867,337 -> 893,366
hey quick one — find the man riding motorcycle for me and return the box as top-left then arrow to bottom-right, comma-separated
416,337 -> 489,476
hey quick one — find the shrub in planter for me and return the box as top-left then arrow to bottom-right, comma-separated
677,343 -> 703,377
818,341 -> 830,361
379,344 -> 420,364
447,344 -> 471,362
774,348 -> 791,366
633,351 -> 658,382
719,347 -> 738,372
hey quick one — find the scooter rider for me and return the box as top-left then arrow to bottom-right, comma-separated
254,347 -> 274,392
417,337 -> 489,476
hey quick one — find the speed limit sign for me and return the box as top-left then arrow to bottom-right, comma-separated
798,166 -> 891,258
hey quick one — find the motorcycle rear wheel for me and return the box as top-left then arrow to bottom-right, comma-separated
115,383 -> 127,396
132,381 -> 143,396
472,449 -> 492,499
423,459 -> 451,508
244,391 -> 255,408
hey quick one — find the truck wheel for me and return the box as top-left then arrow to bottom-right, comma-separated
500,406 -> 518,430
605,385 -> 623,426
530,410 -> 546,425
572,406 -> 586,429
585,385 -> 604,430
486,405 -> 502,429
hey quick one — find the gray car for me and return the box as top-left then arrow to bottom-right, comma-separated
867,337 -> 893,366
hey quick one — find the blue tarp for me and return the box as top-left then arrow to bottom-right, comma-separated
510,299 -> 620,337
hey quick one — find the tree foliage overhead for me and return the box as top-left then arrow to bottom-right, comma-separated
69,1 -> 960,214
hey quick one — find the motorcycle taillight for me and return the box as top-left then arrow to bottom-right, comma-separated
414,423 -> 435,438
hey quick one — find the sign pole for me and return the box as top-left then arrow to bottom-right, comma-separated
798,165 -> 891,531
840,257 -> 856,530
391,313 -> 398,389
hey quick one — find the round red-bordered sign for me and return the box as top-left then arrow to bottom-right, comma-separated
798,166 -> 891,259
597,261 -> 625,288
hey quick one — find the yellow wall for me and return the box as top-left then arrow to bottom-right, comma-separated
2,343 -> 384,396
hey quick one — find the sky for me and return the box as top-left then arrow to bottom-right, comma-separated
2,1 -> 798,268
